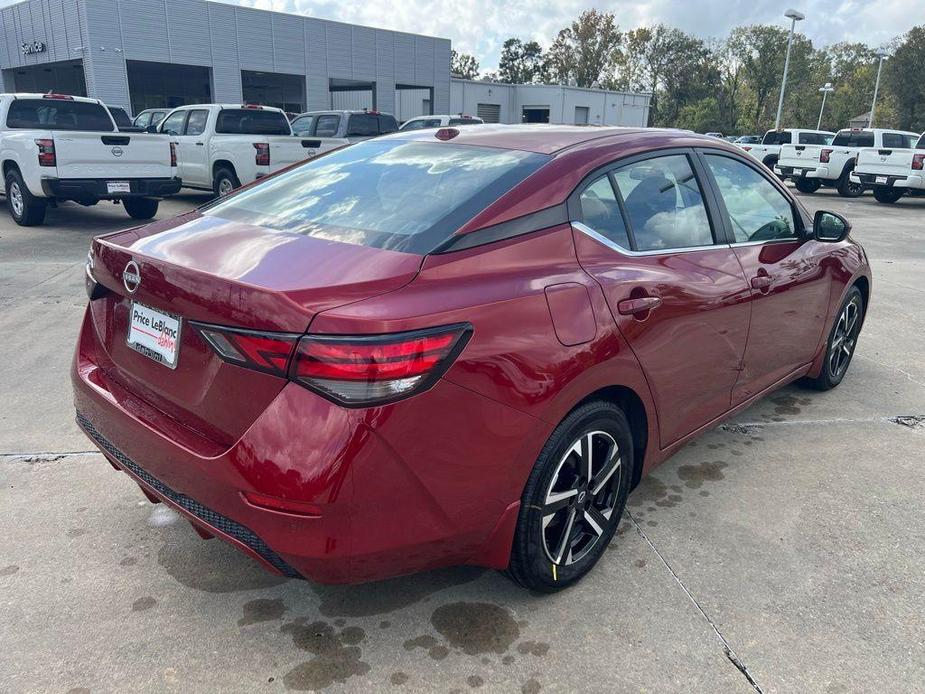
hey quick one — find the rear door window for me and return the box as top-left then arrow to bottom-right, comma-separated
705,155 -> 796,243
6,99 -> 115,132
578,176 -> 631,249
215,109 -> 290,135
761,131 -> 791,146
185,109 -> 209,136
346,114 -> 379,137
377,115 -> 399,134
612,154 -> 714,252
313,115 -> 340,137
160,110 -> 188,136
832,130 -> 874,147
203,139 -> 549,253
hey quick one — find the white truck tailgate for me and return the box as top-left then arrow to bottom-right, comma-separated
53,132 -> 172,179
856,147 -> 916,176
268,136 -> 347,172
778,144 -> 823,169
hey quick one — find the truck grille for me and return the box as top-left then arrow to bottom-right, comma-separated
76,412 -> 302,579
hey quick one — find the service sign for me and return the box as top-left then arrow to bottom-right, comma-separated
21,41 -> 46,55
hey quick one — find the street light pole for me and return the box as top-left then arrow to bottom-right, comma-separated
817,82 -> 834,130
869,48 -> 888,128
775,9 -> 805,130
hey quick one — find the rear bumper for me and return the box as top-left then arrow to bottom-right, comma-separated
71,307 -> 543,584
851,171 -> 924,189
775,164 -> 830,180
41,177 -> 182,200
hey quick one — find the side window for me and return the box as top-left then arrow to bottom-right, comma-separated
185,109 -> 209,136
612,154 -> 714,252
314,115 -> 340,137
134,112 -> 151,128
578,176 -> 631,249
160,110 -> 187,136
346,114 -> 379,137
705,155 -> 796,243
377,115 -> 398,134
291,115 -> 313,136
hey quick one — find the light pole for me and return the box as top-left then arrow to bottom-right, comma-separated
817,82 -> 834,130
869,47 -> 888,127
775,9 -> 805,130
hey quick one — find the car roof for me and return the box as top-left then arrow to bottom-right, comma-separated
384,124 -> 706,155
3,92 -> 101,104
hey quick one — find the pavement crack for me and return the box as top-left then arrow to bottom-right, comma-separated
627,510 -> 764,693
1,450 -> 100,463
856,354 -> 925,389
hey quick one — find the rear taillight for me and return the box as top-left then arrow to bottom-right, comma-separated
913,154 -> 924,170
35,139 -> 56,167
254,142 -> 270,166
290,325 -> 471,406
820,148 -> 832,163
196,322 -> 470,406
195,324 -> 299,377
169,141 -> 177,167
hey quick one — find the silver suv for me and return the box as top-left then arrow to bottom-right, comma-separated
291,109 -> 398,142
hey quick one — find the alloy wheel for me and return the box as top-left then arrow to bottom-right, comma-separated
218,178 -> 234,196
541,431 -> 622,566
9,181 -> 23,218
829,295 -> 861,379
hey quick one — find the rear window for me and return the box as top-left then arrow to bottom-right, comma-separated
761,131 -> 792,146
799,132 -> 833,145
203,140 -> 549,254
346,114 -> 379,137
108,107 -> 132,128
378,114 -> 398,134
6,98 -> 114,132
449,117 -> 484,126
917,134 -> 925,150
832,130 -> 874,147
215,109 -> 290,135
881,133 -> 917,149
401,118 -> 442,131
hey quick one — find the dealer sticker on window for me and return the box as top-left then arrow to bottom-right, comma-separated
127,302 -> 181,369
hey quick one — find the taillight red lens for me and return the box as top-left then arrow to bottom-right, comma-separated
820,148 -> 833,163
195,324 -> 299,377
169,142 -> 177,167
291,325 -> 471,406
35,138 -> 56,167
913,154 -> 925,170
254,142 -> 270,166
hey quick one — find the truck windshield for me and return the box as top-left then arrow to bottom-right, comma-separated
6,99 -> 114,132
832,131 -> 874,147
215,109 -> 290,135
761,131 -> 791,145
204,139 -> 549,254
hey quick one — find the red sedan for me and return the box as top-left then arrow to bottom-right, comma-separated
74,125 -> 870,591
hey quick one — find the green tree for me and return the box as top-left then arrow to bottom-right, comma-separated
728,25 -> 791,131
451,50 -> 480,80
546,10 -> 621,87
883,26 -> 925,130
497,38 -> 546,84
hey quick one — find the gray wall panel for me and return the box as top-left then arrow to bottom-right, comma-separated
393,34 -> 413,84
325,22 -> 351,79
118,0 -> 169,63
236,7 -> 272,71
166,0 -> 211,66
82,0 -> 131,108
272,13 -> 304,75
305,19 -> 327,110
208,1 -> 241,103
351,25 -> 375,80
413,36 -> 434,86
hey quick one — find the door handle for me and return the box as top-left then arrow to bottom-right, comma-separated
195,142 -> 204,146
617,296 -> 662,316
750,275 -> 772,290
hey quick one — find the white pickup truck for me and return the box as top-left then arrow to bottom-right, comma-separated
739,128 -> 834,174
776,128 -> 919,197
1,93 -> 181,226
850,132 -> 925,203
158,104 -> 347,196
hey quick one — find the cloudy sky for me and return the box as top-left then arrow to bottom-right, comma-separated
223,0 -> 925,71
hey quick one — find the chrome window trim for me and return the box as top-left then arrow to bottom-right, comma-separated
571,221 -> 727,257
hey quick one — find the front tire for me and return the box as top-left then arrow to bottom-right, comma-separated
123,197 -> 159,220
5,169 -> 47,226
872,186 -> 904,204
803,286 -> 864,391
506,401 -> 633,593
213,167 -> 240,197
795,178 -> 821,194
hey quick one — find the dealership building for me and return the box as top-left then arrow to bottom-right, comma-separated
0,0 -> 650,126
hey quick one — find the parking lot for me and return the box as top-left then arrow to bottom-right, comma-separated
1,187 -> 923,693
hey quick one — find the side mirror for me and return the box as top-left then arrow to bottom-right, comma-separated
145,124 -> 158,134
813,210 -> 850,243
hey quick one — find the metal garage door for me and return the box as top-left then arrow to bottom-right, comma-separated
477,103 -> 501,123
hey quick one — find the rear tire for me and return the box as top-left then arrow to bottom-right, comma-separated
872,186 -> 904,204
794,178 -> 821,194
506,400 -> 633,593
836,167 -> 864,198
4,169 -> 47,226
803,286 -> 864,391
123,197 -> 159,220
213,167 -> 240,197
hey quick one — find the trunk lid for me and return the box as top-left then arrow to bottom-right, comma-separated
87,212 -> 422,444
54,132 -> 174,179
